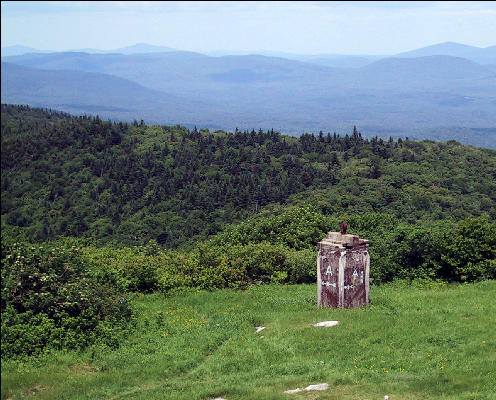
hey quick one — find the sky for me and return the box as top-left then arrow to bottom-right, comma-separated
1,1 -> 496,55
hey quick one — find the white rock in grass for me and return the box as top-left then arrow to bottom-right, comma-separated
305,383 -> 329,391
285,383 -> 329,394
284,388 -> 303,394
384,396 -> 390,400
255,326 -> 266,333
313,321 -> 339,327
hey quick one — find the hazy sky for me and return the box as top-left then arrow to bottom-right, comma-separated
2,1 -> 496,55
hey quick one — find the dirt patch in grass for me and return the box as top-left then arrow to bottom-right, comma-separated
68,362 -> 99,374
26,385 -> 46,395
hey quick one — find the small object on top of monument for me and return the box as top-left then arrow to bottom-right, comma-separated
339,220 -> 347,234
317,227 -> 370,308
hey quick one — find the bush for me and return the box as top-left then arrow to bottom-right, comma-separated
209,207 -> 331,250
83,242 -> 194,293
368,224 -> 443,283
368,215 -> 495,283
196,242 -> 316,286
285,248 -> 316,284
438,215 -> 496,282
84,239 -> 315,293
1,236 -> 132,358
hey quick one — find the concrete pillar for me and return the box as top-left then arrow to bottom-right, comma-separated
317,232 -> 370,308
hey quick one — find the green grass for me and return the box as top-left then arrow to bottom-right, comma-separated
2,281 -> 496,400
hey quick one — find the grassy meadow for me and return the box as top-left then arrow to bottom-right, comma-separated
2,281 -> 495,400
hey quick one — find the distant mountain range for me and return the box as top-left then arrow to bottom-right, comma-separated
69,43 -> 178,55
397,42 -> 496,64
1,43 -> 177,57
1,45 -> 53,57
3,41 -> 495,65
2,42 -> 496,148
0,62 -> 207,122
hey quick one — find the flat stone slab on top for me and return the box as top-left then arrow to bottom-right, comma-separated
322,232 -> 370,248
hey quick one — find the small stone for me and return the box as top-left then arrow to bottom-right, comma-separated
304,383 -> 329,391
255,326 -> 266,333
284,383 -> 329,394
313,321 -> 339,327
284,388 -> 303,394
384,396 -> 390,400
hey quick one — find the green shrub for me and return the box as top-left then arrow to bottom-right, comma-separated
439,215 -> 496,282
209,207 -> 331,250
1,306 -> 56,357
368,224 -> 442,283
285,248 -> 316,283
155,251 -> 195,291
368,215 -> 495,283
83,244 -> 159,293
196,242 -> 316,286
83,243 -> 195,293
1,236 -> 132,358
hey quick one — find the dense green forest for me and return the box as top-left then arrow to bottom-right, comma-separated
2,104 -> 495,247
2,104 -> 496,358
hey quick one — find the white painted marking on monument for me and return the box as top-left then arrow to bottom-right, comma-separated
344,285 -> 355,290
322,281 -> 336,288
352,269 -> 358,279
326,266 -> 333,276
360,271 -> 364,284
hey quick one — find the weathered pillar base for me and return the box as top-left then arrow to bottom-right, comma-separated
317,232 -> 370,308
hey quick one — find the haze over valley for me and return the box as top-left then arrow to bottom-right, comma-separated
2,41 -> 496,148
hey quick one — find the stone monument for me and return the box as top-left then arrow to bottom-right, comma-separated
317,229 -> 370,308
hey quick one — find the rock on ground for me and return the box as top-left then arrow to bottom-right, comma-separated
284,388 -> 303,394
304,383 -> 329,391
284,383 -> 329,394
313,321 -> 339,327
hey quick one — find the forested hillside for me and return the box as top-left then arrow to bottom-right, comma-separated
2,104 -> 496,248
2,104 -> 496,360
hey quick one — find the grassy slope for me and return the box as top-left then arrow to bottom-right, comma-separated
2,281 -> 495,400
